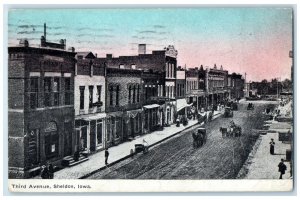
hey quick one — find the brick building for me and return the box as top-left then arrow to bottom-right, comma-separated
176,66 -> 190,118
141,70 -> 165,133
227,73 -> 245,100
206,64 -> 229,109
186,66 -> 206,111
8,30 -> 76,178
97,44 -> 178,126
74,55 -> 106,153
105,68 -> 143,146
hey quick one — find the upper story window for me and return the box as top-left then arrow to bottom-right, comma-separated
97,85 -> 102,103
64,78 -> 71,105
109,86 -> 114,106
29,77 -> 39,109
131,64 -> 136,69
119,64 -> 125,69
116,85 -> 120,106
53,78 -> 60,106
89,86 -> 94,108
137,85 -> 140,102
79,86 -> 85,110
128,85 -> 132,103
44,77 -> 52,107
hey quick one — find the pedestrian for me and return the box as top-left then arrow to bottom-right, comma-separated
48,163 -> 54,179
40,165 -> 49,179
105,148 -> 109,165
278,159 -> 287,179
269,138 -> 275,155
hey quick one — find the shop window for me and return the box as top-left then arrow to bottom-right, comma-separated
96,120 -> 103,146
107,120 -> 111,141
27,129 -> 39,165
44,122 -> 59,159
116,118 -> 121,138
44,77 -> 52,107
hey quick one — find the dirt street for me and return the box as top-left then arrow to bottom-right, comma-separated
87,101 -> 276,179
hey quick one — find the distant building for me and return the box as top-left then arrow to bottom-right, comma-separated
176,66 -> 189,119
8,29 -> 76,178
186,66 -> 206,111
227,73 -> 245,100
141,70 -> 165,133
206,64 -> 229,108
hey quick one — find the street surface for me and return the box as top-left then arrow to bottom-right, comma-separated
87,101 -> 277,179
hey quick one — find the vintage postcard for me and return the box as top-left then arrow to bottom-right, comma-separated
6,6 -> 294,192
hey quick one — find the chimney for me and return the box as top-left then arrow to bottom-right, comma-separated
138,44 -> 146,55
106,54 -> 112,59
44,23 -> 46,40
95,53 -> 98,58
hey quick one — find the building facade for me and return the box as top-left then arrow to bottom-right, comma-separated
8,36 -> 76,178
74,56 -> 106,153
105,68 -> 143,146
206,64 -> 229,109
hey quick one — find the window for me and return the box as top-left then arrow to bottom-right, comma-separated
131,64 -> 136,69
119,64 -> 124,69
53,77 -> 60,106
64,78 -> 71,105
107,119 -> 111,141
137,85 -> 140,102
97,85 -> 102,104
29,77 -> 39,109
128,85 -> 131,103
116,85 -> 120,106
44,122 -> 58,159
135,115 -> 139,132
90,65 -> 93,76
89,86 -> 94,108
133,85 -> 136,103
109,86 -> 114,106
44,77 -> 52,107
96,120 -> 103,145
116,118 -> 121,138
79,86 -> 85,110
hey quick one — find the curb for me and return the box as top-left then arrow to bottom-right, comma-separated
79,112 -> 222,179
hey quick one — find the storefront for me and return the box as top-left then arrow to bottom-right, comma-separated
106,111 -> 123,147
75,113 -> 106,153
124,109 -> 143,139
143,104 -> 160,133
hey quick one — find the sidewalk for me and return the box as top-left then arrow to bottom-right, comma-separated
244,132 -> 291,179
48,111 -> 222,179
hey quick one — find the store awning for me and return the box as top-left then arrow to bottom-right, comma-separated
75,112 -> 107,122
176,99 -> 193,112
143,104 -> 160,109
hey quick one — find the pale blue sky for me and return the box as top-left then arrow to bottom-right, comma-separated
8,8 -> 293,81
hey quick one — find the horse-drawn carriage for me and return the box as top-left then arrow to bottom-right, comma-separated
247,103 -> 254,110
192,128 -> 207,148
224,107 -> 233,118
220,121 -> 242,137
